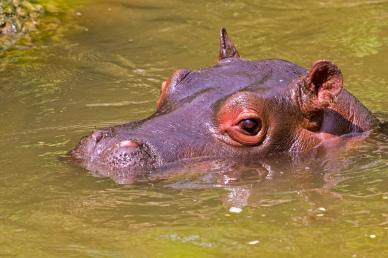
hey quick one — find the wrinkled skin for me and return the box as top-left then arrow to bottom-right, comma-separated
69,28 -> 379,183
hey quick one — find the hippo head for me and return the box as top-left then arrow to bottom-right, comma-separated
69,28 -> 365,182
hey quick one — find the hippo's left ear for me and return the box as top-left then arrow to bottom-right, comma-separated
298,60 -> 343,114
219,28 -> 240,61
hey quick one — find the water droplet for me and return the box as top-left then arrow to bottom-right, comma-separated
229,207 -> 242,213
248,240 -> 260,245
317,207 -> 326,212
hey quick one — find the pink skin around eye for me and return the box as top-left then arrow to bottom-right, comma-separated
218,107 -> 266,146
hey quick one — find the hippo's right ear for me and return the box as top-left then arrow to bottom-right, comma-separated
298,60 -> 343,115
219,28 -> 240,61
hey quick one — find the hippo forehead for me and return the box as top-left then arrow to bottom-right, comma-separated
170,59 -> 307,103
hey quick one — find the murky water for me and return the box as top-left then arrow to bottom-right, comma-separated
1,0 -> 388,257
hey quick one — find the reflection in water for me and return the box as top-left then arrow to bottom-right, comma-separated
0,0 -> 388,257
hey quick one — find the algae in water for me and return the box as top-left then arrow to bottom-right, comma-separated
0,0 -> 79,52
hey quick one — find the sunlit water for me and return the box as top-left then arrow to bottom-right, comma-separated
0,0 -> 388,257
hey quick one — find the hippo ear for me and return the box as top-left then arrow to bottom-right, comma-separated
299,60 -> 343,114
219,27 -> 240,61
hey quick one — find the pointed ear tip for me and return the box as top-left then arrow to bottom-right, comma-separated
218,27 -> 240,60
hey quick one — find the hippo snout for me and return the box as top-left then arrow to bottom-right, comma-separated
70,128 -> 159,176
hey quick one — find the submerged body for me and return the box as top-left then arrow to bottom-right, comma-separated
69,29 -> 378,182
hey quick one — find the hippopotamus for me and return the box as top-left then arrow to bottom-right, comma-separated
69,28 -> 379,183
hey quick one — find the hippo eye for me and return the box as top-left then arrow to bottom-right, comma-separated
216,92 -> 267,147
238,118 -> 261,135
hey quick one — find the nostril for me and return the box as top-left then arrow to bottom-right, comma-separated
91,131 -> 105,144
91,129 -> 115,145
118,140 -> 140,148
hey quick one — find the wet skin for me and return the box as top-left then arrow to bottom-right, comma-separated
69,28 -> 379,182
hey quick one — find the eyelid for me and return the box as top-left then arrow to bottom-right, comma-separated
234,111 -> 260,126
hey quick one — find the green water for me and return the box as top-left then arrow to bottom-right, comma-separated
1,0 -> 388,257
